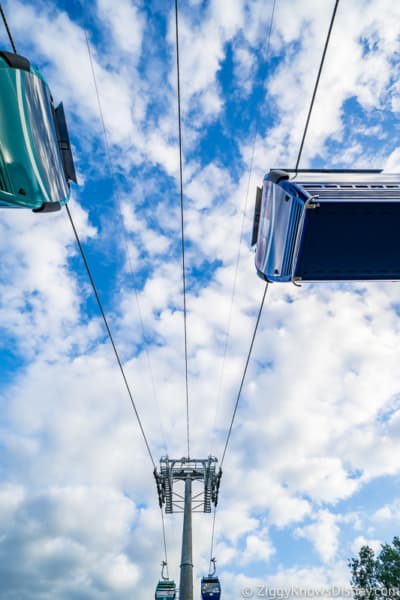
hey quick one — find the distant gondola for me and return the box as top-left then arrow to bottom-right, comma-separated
154,579 -> 176,599
155,561 -> 176,599
201,575 -> 221,599
0,49 -> 76,213
252,169 -> 400,283
201,558 -> 221,600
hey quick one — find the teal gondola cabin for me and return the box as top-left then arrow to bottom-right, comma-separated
0,50 -> 76,213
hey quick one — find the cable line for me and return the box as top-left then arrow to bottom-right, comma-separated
218,0 -> 340,477
209,505 -> 217,563
294,0 -> 340,173
84,31 -> 109,149
66,204 -> 156,469
83,29 -> 168,455
210,0 -> 277,454
207,2 -> 277,563
160,508 -> 169,579
0,4 -> 17,53
174,0 -> 190,458
80,11 -> 172,572
1,0 -> 158,485
220,282 -> 269,468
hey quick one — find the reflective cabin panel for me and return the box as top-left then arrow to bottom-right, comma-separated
0,50 -> 76,212
253,169 -> 400,282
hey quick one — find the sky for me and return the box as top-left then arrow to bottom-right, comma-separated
1,0 -> 400,598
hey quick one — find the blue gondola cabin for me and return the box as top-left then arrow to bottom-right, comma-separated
252,169 -> 400,283
201,575 -> 221,599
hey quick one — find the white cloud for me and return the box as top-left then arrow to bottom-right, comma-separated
373,499 -> 400,523
2,0 -> 400,595
384,148 -> 400,172
0,484 -> 25,523
351,536 -> 382,555
295,511 -> 340,563
233,42 -> 256,95
96,0 -> 144,57
93,553 -> 140,591
241,531 -> 275,564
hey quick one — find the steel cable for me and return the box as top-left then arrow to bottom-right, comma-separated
83,29 -> 168,455
218,0 -> 341,474
160,508 -> 169,579
0,4 -> 17,53
66,205 -> 157,469
210,0 -> 277,456
220,282 -> 268,468
174,0 -> 190,459
294,0 -> 340,173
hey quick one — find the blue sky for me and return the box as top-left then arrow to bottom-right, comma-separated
1,0 -> 400,597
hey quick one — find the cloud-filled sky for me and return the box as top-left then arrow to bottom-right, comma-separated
1,0 -> 400,597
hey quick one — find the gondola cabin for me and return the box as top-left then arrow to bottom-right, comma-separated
201,575 -> 221,600
252,169 -> 400,283
0,50 -> 76,212
154,580 -> 176,599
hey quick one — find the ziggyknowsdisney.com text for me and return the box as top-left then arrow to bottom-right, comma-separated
240,586 -> 400,599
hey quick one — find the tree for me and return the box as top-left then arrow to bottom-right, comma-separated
349,537 -> 400,600
349,544 -> 378,599
377,537 -> 400,591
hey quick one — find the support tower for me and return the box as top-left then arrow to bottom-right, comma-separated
154,456 -> 222,600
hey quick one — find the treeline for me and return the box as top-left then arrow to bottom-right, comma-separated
350,537 -> 400,599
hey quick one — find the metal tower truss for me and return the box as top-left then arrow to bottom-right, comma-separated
154,456 -> 222,514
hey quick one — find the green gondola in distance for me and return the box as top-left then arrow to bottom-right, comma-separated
155,579 -> 176,599
0,49 -> 77,213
